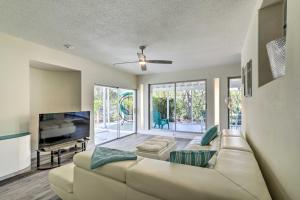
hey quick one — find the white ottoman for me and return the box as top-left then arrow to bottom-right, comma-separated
136,136 -> 177,160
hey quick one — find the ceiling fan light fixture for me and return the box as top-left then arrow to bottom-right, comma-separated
141,64 -> 147,71
113,45 -> 173,72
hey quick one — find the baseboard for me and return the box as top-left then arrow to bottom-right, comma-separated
0,166 -> 31,182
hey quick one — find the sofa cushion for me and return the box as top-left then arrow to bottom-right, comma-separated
215,149 -> 271,200
222,129 -> 242,137
170,150 -> 216,167
201,125 -> 218,145
74,150 -> 143,182
185,135 -> 220,151
127,158 -> 258,200
189,135 -> 203,143
221,136 -> 252,152
48,163 -> 74,193
185,143 -> 214,151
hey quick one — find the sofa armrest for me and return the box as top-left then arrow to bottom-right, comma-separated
215,149 -> 271,200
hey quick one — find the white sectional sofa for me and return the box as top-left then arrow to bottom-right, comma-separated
48,129 -> 271,200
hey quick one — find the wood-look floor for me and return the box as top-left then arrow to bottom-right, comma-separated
0,134 -> 191,200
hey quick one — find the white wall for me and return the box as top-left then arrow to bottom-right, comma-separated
0,135 -> 30,179
241,0 -> 300,199
137,64 -> 241,131
0,33 -> 137,146
30,67 -> 81,150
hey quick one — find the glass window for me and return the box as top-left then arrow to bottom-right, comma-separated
149,80 -> 207,133
228,78 -> 242,130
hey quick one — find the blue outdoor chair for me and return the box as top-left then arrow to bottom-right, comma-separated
153,111 -> 169,129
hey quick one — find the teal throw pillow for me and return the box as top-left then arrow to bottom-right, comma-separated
201,125 -> 218,146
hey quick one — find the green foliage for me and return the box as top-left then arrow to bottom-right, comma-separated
175,89 -> 206,122
94,97 -> 103,113
120,96 -> 134,121
109,89 -> 119,121
152,97 -> 175,121
94,88 -> 120,122
151,88 -> 206,122
229,87 -> 242,125
122,96 -> 133,113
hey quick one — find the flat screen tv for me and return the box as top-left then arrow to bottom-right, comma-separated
39,111 -> 90,149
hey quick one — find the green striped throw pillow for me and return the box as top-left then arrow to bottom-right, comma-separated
170,150 -> 216,167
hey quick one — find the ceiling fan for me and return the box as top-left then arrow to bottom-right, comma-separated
113,45 -> 173,71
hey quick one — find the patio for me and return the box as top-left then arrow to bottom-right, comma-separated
151,121 -> 206,133
94,121 -> 204,144
94,122 -> 135,144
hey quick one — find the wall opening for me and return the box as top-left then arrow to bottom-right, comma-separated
258,1 -> 285,86
228,77 -> 242,130
214,78 -> 220,126
29,61 -> 81,151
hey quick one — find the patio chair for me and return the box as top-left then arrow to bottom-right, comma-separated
153,111 -> 169,129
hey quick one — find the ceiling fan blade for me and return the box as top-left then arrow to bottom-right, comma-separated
146,60 -> 173,64
113,61 -> 138,66
141,64 -> 147,71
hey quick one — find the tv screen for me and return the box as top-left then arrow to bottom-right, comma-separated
39,111 -> 90,149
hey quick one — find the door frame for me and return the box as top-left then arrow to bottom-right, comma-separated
148,79 -> 207,133
94,84 -> 137,144
227,76 -> 242,129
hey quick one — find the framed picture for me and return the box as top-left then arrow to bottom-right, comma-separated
242,66 -> 246,96
245,60 -> 252,97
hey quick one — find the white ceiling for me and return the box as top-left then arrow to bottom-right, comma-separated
0,0 -> 257,75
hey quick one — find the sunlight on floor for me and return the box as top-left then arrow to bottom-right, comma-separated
138,129 -> 199,139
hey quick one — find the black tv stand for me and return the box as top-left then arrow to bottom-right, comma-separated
36,138 -> 89,170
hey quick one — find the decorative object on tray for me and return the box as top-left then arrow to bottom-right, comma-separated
242,66 -> 246,96
267,37 -> 286,78
266,0 -> 287,79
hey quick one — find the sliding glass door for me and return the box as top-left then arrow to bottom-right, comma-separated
94,85 -> 136,144
228,77 -> 242,130
150,80 -> 207,133
175,81 -> 206,132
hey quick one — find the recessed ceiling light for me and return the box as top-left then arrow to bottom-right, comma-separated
64,44 -> 74,49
